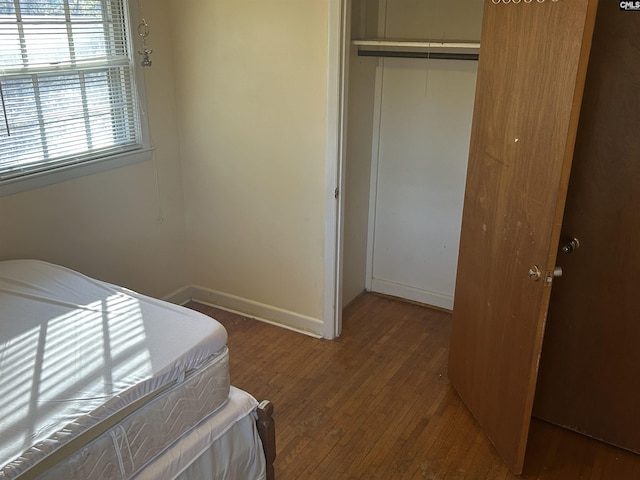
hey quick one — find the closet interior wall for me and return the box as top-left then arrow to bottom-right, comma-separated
342,0 -> 483,309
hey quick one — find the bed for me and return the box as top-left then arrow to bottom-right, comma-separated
0,259 -> 275,480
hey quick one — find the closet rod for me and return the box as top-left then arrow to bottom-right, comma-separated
357,50 -> 479,61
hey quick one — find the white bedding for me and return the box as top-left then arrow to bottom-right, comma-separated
34,351 -> 231,480
136,386 -> 266,480
0,260 -> 228,479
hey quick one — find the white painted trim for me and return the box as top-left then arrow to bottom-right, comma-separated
162,284 -> 323,338
162,285 -> 194,306
0,147 -> 154,197
190,285 -> 323,338
365,58 -> 385,292
365,0 -> 389,291
323,0 -> 349,340
371,278 -> 454,311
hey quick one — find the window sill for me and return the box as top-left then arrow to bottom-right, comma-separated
0,147 -> 154,197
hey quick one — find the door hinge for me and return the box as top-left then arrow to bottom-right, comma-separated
334,187 -> 340,199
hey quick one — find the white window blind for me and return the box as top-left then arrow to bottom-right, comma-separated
0,0 -> 145,185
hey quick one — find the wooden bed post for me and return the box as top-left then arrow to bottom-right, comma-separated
256,400 -> 276,480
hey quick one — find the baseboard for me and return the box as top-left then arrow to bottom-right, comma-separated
370,278 -> 454,311
163,285 -> 195,306
188,285 -> 324,338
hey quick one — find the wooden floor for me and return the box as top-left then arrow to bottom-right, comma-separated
187,294 -> 640,479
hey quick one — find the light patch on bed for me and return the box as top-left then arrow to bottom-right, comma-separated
0,259 -> 228,477
0,294 -> 149,469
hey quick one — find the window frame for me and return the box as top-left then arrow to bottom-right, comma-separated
0,0 -> 152,197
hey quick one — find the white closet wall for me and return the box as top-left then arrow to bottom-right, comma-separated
342,0 -> 483,310
342,0 -> 379,306
371,57 -> 477,309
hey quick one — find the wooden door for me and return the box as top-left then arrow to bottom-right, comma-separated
447,0 -> 598,474
534,3 -> 640,454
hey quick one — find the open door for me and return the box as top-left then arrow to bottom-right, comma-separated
534,3 -> 640,454
447,0 -> 598,474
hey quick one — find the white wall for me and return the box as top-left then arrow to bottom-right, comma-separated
0,0 -> 189,299
384,0 -> 483,41
342,48 -> 377,306
0,1 -> 384,336
0,0 -> 338,336
169,0 -> 332,336
370,57 -> 477,309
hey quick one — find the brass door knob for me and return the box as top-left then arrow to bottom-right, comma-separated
529,265 -> 542,281
561,237 -> 581,254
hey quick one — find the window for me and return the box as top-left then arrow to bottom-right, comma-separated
0,0 -> 150,195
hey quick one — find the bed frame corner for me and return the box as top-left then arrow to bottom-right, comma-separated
256,400 -> 276,480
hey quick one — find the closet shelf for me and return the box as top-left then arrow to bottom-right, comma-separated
353,39 -> 480,60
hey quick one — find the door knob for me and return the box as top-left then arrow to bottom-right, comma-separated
561,237 -> 580,254
529,265 -> 562,283
528,265 -> 541,281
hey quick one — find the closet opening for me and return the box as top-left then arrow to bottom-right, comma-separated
340,0 -> 484,314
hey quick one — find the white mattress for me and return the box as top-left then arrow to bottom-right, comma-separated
35,350 -> 231,480
0,260 -> 228,479
136,386 -> 266,480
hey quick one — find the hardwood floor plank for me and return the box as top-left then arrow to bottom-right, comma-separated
187,294 -> 640,479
